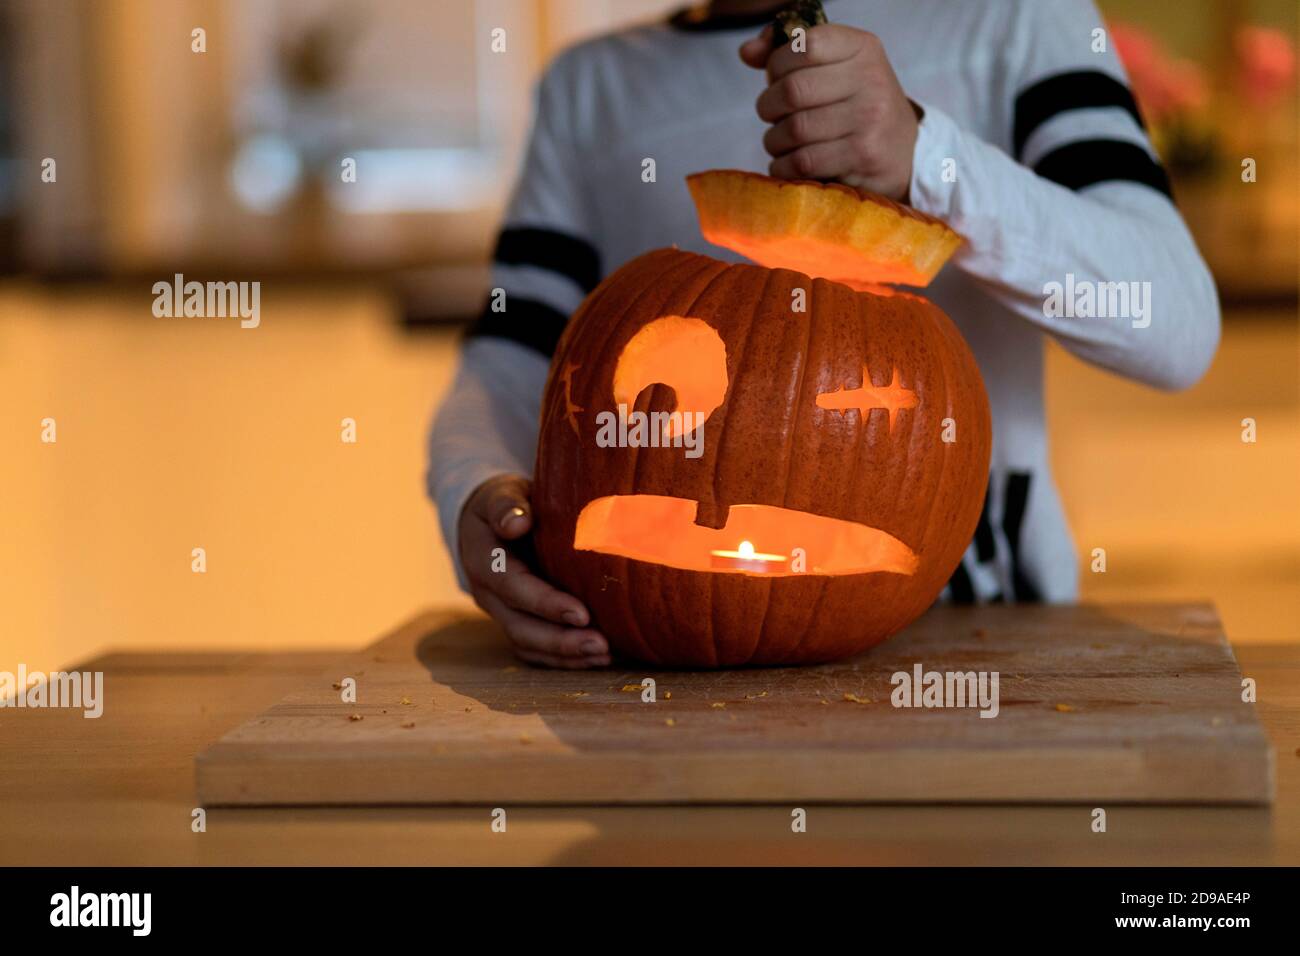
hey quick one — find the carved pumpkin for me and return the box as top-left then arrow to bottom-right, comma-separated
531,174 -> 990,667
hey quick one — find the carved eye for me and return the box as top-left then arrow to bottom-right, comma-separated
816,366 -> 916,433
612,315 -> 728,441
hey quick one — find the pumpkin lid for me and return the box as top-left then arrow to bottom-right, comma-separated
686,169 -> 963,291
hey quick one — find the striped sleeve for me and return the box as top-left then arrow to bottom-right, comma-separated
427,337 -> 551,591
1015,74 -> 1171,198
1006,4 -> 1172,199
466,60 -> 601,357
431,61 -> 597,582
907,0 -> 1219,393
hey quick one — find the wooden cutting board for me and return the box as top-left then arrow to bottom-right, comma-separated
195,603 -> 1273,806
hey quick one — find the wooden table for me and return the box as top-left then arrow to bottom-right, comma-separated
3,621 -> 1297,866
198,605 -> 1275,806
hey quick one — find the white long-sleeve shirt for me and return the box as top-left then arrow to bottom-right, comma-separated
429,0 -> 1220,602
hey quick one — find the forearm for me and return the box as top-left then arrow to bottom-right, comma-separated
427,337 -> 549,589
910,102 -> 1220,390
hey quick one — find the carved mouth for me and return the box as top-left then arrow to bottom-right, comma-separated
573,494 -> 918,577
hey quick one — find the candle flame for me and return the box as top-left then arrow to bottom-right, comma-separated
738,540 -> 755,558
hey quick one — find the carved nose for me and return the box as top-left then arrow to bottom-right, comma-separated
693,499 -> 729,530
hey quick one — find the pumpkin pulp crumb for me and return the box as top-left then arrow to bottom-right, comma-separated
400,696 -> 412,706
711,702 -> 726,709
348,713 -> 363,722
843,693 -> 873,704
1054,703 -> 1075,713
620,684 -> 642,693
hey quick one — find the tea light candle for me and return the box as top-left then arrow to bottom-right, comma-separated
709,540 -> 787,573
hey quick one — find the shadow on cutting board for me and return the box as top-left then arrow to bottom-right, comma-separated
410,603 -> 1271,795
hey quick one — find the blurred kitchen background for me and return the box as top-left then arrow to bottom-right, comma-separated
0,0 -> 1296,675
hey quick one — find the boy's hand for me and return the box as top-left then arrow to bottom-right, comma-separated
740,23 -> 919,201
459,474 -> 611,669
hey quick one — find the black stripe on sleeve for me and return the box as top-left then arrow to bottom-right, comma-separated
495,227 -> 602,294
973,484 -> 996,563
465,296 -> 568,358
1001,472 -> 1042,603
946,557 -> 976,605
1013,70 -> 1146,159
1031,139 -> 1173,199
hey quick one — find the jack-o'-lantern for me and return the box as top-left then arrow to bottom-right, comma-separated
532,170 -> 990,666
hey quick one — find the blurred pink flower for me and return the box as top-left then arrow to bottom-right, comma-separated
1235,26 -> 1296,109
1110,23 -> 1160,77
1110,20 -> 1209,124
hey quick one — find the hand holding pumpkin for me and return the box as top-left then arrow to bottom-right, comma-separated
739,23 -> 919,201
459,474 -> 611,668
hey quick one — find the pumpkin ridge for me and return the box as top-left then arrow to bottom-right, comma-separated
580,253 -> 725,665
789,274 -> 840,661
676,263 -> 751,667
927,297 -> 993,565
700,262 -> 772,665
878,295 -> 921,550
616,255 -> 731,664
730,263 -> 794,665
812,281 -> 871,662
663,259 -> 748,667
750,264 -> 817,663
798,303 -> 837,661
912,297 -> 959,605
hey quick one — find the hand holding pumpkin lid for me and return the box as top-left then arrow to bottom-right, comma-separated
693,0 -> 963,291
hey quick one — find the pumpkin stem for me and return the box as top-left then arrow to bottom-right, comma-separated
772,0 -> 828,48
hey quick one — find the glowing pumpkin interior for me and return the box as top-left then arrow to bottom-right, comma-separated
575,495 -> 919,577
569,171 -> 965,578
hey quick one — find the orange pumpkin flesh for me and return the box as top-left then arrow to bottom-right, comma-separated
686,169 -> 963,290
532,239 -> 991,667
